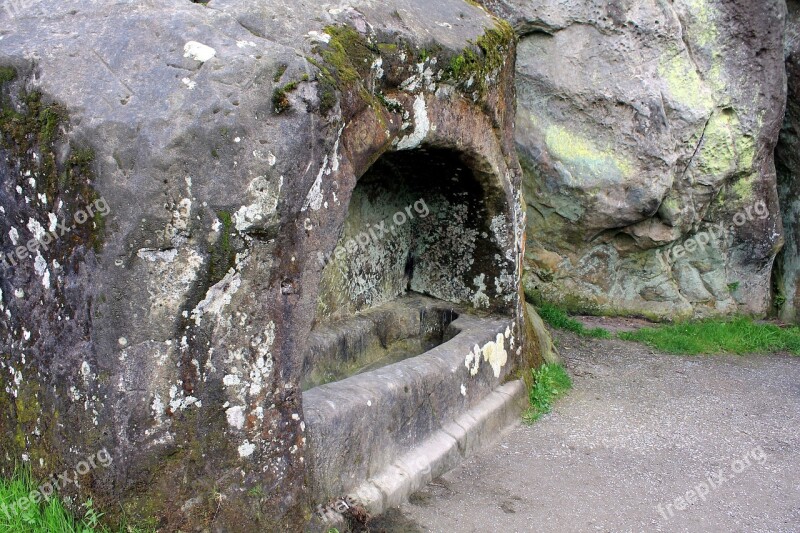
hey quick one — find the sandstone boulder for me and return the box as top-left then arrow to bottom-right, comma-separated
484,0 -> 787,319
0,1 -> 538,530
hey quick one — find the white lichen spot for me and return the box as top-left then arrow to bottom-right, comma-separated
183,41 -> 216,63
465,344 -> 482,376
48,213 -> 57,232
490,215 -> 514,261
307,31 -> 331,44
226,405 -> 245,430
191,268 -> 242,325
26,218 -> 46,241
396,95 -> 430,150
168,383 -> 202,411
151,396 -> 164,419
137,248 -> 178,263
238,440 -> 256,458
14,288 -> 23,298
371,57 -> 384,79
233,175 -> 281,231
34,252 -> 49,289
118,337 -> 128,347
223,374 -> 241,386
8,227 -> 18,245
471,273 -> 490,309
302,126 -> 344,212
303,160 -> 326,212
461,384 -> 467,396
182,77 -> 197,90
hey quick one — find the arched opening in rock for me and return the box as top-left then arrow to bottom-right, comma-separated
301,146 -> 524,508
302,148 -> 516,390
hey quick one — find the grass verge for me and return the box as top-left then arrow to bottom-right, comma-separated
619,317 -> 800,356
537,303 -> 611,339
0,466 -> 143,533
523,363 -> 573,425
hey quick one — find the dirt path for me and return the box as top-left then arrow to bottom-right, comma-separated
371,332 -> 800,532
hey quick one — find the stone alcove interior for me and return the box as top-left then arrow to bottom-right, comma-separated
301,147 -> 516,389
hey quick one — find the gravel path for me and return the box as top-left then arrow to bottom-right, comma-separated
372,332 -> 800,532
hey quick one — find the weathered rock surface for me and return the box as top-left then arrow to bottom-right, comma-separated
777,0 -> 800,323
0,0 -> 541,530
483,0 -> 787,320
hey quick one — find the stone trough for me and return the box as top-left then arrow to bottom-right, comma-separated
303,294 -> 527,516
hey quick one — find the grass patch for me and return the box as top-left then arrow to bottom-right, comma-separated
0,466 -> 146,532
523,363 -> 572,424
537,303 -> 611,339
619,317 -> 800,356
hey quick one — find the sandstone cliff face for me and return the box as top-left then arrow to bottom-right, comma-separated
0,1 -> 534,530
484,0 -> 787,320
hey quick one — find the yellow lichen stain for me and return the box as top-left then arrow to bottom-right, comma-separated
542,122 -> 633,184
658,51 -> 714,112
481,333 -> 508,378
684,0 -> 719,49
694,109 -> 755,190
732,173 -> 758,202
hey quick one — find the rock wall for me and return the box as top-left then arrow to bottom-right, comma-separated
483,0 -> 787,320
0,0 -> 539,530
777,0 -> 800,323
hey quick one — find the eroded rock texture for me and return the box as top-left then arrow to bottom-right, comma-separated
483,0 -> 787,320
0,0 -> 538,530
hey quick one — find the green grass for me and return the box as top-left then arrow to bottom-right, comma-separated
619,317 -> 800,356
523,363 -> 573,424
537,303 -> 611,339
0,467 -> 143,533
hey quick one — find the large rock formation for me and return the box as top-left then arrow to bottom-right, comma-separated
0,0 -> 541,530
483,0 -> 787,320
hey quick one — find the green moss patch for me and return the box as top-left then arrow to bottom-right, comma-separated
446,20 -> 515,96
0,76 -> 104,252
0,66 -> 16,84
208,211 -> 236,284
